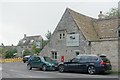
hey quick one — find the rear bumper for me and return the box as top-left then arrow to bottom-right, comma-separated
96,65 -> 112,72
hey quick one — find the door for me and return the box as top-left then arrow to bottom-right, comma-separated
66,58 -> 80,71
31,57 -> 42,68
78,56 -> 88,71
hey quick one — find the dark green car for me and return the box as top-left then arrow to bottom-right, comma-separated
27,56 -> 58,71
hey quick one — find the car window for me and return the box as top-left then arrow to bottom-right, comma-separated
79,56 -> 88,61
100,57 -> 110,63
33,57 -> 40,61
44,57 -> 53,62
88,56 -> 98,61
72,58 -> 79,62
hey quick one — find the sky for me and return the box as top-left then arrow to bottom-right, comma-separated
0,0 -> 119,46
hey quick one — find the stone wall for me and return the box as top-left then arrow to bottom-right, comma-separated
91,40 -> 118,71
40,9 -> 90,62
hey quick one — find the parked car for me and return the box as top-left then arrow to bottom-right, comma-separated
27,56 -> 58,71
58,54 -> 112,74
23,55 -> 31,63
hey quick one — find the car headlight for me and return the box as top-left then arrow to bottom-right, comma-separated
48,63 -> 54,66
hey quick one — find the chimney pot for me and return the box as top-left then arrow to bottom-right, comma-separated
24,34 -> 26,38
100,11 -> 102,14
98,11 -> 105,19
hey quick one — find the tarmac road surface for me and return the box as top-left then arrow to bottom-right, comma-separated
2,62 -> 118,78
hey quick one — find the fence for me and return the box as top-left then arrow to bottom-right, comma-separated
0,58 -> 23,63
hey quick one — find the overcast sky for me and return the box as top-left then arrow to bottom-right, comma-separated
0,0 -> 119,46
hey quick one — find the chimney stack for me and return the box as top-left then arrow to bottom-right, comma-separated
24,34 -> 26,38
98,11 -> 105,19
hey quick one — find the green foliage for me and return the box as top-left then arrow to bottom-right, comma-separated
42,40 -> 49,48
106,8 -> 118,18
4,49 -> 17,58
32,44 -> 42,54
23,49 -> 32,56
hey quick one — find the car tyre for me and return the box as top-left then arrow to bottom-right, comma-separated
23,61 -> 26,63
42,65 -> 47,71
27,64 -> 32,70
87,66 -> 96,75
59,65 -> 64,73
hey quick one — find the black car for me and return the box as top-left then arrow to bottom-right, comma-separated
58,54 -> 112,74
23,55 -> 31,63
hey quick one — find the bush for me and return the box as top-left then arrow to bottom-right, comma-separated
4,49 -> 17,58
23,49 -> 32,57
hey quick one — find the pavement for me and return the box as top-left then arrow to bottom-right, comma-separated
2,62 -> 119,78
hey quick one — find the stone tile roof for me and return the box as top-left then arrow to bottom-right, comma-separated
17,35 -> 43,46
93,18 -> 118,39
67,8 -> 119,41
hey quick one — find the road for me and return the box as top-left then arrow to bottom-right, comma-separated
2,62 -> 118,78
0,63 -> 2,80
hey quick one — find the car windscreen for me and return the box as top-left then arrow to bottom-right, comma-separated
100,57 -> 110,63
44,57 -> 53,62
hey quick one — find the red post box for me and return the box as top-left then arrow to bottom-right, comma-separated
61,56 -> 64,62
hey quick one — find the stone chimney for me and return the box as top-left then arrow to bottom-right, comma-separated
24,34 -> 26,38
98,11 -> 105,19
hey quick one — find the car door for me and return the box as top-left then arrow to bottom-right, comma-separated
31,57 -> 41,68
78,56 -> 88,71
66,58 -> 79,71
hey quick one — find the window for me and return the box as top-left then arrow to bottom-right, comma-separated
72,58 -> 79,62
59,33 -> 65,39
119,30 -> 120,37
88,56 -> 98,61
44,57 -> 53,62
63,33 -> 65,38
33,57 -> 40,61
51,51 -> 57,59
76,52 -> 80,56
79,56 -> 88,61
60,34 -> 62,39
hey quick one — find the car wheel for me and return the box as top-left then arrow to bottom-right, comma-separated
42,65 -> 47,71
59,65 -> 64,73
27,64 -> 32,70
87,66 -> 96,75
23,61 -> 26,63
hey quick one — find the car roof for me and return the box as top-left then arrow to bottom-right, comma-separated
77,54 -> 98,57
24,55 -> 31,57
76,54 -> 98,58
33,56 -> 48,58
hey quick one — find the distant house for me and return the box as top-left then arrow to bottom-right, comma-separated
17,34 -> 43,55
40,8 -> 119,71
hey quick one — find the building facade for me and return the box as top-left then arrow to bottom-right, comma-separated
40,8 -> 119,71
17,34 -> 43,56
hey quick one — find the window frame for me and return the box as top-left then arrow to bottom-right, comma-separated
51,51 -> 57,59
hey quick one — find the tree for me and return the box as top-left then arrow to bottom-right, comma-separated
45,30 -> 52,40
105,8 -> 118,18
32,44 -> 42,54
42,40 -> 48,48
22,49 -> 32,57
4,48 -> 17,58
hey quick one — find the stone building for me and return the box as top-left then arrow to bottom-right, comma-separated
17,34 -> 43,56
40,8 -> 119,71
